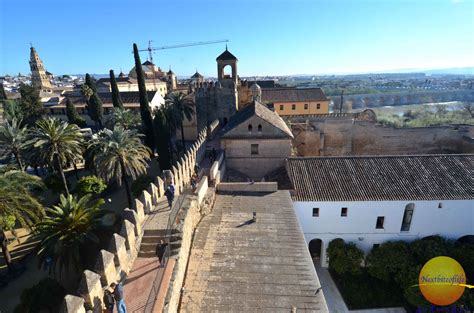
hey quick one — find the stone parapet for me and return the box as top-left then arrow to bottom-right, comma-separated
60,129 -> 210,312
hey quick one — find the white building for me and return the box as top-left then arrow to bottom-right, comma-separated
286,154 -> 474,267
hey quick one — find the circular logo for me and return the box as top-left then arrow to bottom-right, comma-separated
419,256 -> 466,306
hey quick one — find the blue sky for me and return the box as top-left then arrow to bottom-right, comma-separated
0,0 -> 473,77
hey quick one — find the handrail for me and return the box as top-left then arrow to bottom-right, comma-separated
142,193 -> 187,313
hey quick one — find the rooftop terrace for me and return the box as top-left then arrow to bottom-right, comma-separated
180,190 -> 328,312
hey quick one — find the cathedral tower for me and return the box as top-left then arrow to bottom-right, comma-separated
29,46 -> 52,91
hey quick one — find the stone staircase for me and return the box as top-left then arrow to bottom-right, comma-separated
138,229 -> 183,258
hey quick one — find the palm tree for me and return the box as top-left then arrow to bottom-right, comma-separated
106,108 -> 140,130
0,170 -> 45,272
165,92 -> 194,153
89,127 -> 151,209
35,194 -> 105,278
0,118 -> 27,170
26,118 -> 84,196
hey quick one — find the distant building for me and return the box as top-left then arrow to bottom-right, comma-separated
261,87 -> 330,116
46,91 -> 164,126
220,100 -> 294,179
238,80 -> 277,108
96,62 -> 175,98
287,154 -> 474,267
29,46 -> 52,92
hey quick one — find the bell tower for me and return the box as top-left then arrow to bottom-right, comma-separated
216,46 -> 238,86
29,46 -> 52,91
214,47 -> 239,125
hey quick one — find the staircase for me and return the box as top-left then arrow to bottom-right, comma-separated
138,229 -> 183,258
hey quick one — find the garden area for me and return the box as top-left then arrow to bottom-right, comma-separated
326,237 -> 474,311
0,45 -> 195,311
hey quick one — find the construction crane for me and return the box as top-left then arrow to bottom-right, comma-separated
134,39 -> 229,92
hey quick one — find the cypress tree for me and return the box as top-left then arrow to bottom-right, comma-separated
153,110 -> 172,170
133,43 -> 155,153
65,97 -> 85,126
109,70 -> 124,109
84,73 -> 103,128
0,83 -> 7,101
65,97 -> 78,123
85,73 -> 97,93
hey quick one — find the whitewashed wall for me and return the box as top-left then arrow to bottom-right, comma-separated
293,200 -> 474,267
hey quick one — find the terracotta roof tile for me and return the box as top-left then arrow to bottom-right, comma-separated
221,100 -> 293,139
287,154 -> 474,201
262,87 -> 328,102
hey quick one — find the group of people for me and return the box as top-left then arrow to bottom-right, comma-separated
164,163 -> 202,208
103,282 -> 126,313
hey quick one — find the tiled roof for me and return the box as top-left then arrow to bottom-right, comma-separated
191,71 -> 203,79
96,77 -> 134,84
287,154 -> 474,201
216,49 -> 238,61
58,91 -> 157,106
221,100 -> 293,139
244,80 -> 276,88
262,87 -> 328,102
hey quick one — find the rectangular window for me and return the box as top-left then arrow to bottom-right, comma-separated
292,104 -> 296,110
341,207 -> 348,217
304,103 -> 308,110
279,104 -> 284,111
376,216 -> 385,229
312,208 -> 319,217
251,144 -> 259,155
317,103 -> 321,109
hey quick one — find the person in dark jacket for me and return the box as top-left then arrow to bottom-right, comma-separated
111,282 -> 127,313
103,289 -> 115,313
165,185 -> 175,208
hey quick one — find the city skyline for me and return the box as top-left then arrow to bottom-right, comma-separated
1,0 -> 473,77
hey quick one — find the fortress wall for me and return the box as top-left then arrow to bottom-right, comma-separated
291,118 -> 473,156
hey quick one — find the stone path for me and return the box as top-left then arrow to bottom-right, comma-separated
180,190 -> 329,312
123,257 -> 162,313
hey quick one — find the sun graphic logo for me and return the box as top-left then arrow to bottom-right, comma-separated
418,256 -> 471,306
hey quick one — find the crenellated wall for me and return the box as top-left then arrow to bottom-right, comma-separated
60,128 -> 211,313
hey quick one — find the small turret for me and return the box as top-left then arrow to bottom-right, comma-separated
250,82 -> 262,101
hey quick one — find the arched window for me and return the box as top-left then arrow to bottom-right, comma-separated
248,124 -> 253,132
401,203 -> 415,231
258,124 -> 262,132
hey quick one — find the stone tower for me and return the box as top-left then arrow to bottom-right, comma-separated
29,46 -> 52,91
250,82 -> 262,101
194,47 -> 240,130
167,68 -> 177,91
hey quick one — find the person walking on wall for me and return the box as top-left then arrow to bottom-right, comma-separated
165,184 -> 175,209
103,288 -> 115,313
111,282 -> 127,313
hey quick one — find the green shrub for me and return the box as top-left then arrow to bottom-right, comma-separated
44,174 -> 65,193
14,278 -> 65,313
330,269 -> 406,310
131,174 -> 153,198
366,241 -> 415,284
76,175 -> 107,195
0,214 -> 16,231
326,238 -> 364,275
